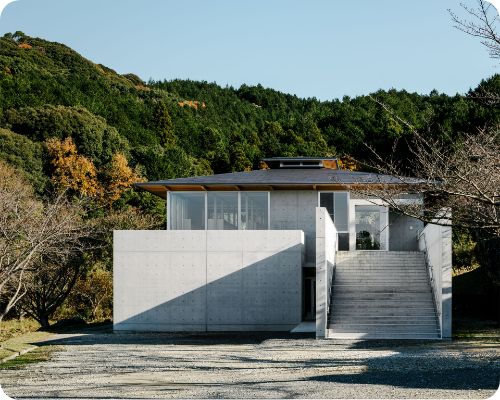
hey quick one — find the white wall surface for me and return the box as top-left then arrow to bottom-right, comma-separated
114,230 -> 304,332
418,223 -> 452,338
315,207 -> 337,338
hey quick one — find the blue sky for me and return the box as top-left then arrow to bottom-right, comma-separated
0,0 -> 498,100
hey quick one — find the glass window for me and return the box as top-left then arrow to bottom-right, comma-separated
241,192 -> 268,230
333,193 -> 348,232
319,192 -> 348,232
207,192 -> 238,230
355,205 -> 382,250
319,193 -> 334,221
170,192 -> 205,230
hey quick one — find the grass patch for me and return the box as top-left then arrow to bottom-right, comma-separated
0,321 -> 55,368
453,319 -> 500,340
0,345 -> 60,370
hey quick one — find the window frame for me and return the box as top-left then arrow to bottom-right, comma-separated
317,191 -> 350,234
167,191 -> 270,231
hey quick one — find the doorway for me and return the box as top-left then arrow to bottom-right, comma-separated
304,273 -> 316,321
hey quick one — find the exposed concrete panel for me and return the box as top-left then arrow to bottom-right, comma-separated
418,222 -> 453,338
114,230 -> 304,332
315,207 -> 337,338
389,212 -> 423,251
270,191 -> 317,263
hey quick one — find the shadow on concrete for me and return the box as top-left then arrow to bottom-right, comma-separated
113,243 -> 304,333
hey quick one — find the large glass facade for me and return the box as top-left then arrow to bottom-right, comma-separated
169,192 -> 269,230
169,192 -> 206,230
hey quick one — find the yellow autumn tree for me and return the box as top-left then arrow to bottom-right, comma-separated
338,156 -> 359,171
103,152 -> 143,204
46,137 -> 101,197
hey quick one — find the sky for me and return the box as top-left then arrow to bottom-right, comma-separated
0,0 -> 498,101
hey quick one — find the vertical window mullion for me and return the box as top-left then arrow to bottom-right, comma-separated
204,192 -> 208,230
238,192 -> 241,230
268,192 -> 270,230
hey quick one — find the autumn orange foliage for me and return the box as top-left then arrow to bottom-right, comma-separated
46,137 -> 142,205
178,100 -> 206,109
338,157 -> 359,171
18,42 -> 32,49
46,137 -> 100,197
104,153 -> 143,204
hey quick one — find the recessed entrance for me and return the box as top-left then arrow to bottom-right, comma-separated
304,273 -> 316,321
355,205 -> 387,250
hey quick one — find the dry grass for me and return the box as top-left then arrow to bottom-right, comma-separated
0,318 -> 55,368
0,318 -> 40,342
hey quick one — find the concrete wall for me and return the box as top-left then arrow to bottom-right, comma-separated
418,223 -> 452,338
389,212 -> 424,251
270,191 -> 317,265
315,207 -> 336,339
114,230 -> 304,332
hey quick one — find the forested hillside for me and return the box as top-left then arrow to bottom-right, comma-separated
0,31 -> 498,326
1,31 -> 499,191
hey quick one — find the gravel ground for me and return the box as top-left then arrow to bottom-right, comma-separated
1,327 -> 499,399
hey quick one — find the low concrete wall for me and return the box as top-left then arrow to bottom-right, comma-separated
114,230 -> 304,332
315,207 -> 337,339
418,223 -> 452,338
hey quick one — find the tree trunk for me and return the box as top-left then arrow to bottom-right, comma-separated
38,313 -> 50,330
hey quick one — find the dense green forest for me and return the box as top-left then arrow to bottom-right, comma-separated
0,31 -> 498,325
1,32 -> 499,188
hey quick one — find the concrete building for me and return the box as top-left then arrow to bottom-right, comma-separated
114,157 -> 452,339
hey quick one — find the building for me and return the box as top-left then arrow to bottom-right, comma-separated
113,157 -> 451,339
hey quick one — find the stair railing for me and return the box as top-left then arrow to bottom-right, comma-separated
418,229 -> 442,338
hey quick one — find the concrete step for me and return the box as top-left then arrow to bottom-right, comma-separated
334,279 -> 429,284
329,317 -> 438,323
332,285 -> 431,291
328,251 -> 439,340
328,325 -> 439,333
326,331 -> 440,339
331,310 -> 437,317
337,267 -> 426,270
332,293 -> 434,301
330,300 -> 434,313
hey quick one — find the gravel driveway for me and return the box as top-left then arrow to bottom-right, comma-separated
2,327 -> 499,399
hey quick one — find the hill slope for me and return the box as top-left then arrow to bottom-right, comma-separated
0,31 -> 499,191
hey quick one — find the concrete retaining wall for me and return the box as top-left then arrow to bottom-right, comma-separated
114,230 -> 304,332
315,207 -> 337,338
418,223 -> 452,338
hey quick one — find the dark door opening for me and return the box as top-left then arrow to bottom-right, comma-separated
304,274 -> 316,321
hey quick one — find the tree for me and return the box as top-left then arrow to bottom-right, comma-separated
357,109 -> 499,235
450,0 -> 500,105
46,137 -> 101,198
449,0 -> 500,59
154,101 -> 176,148
0,161 -> 93,321
21,254 -> 85,329
102,152 -> 143,205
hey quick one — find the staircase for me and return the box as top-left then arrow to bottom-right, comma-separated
327,251 -> 440,339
